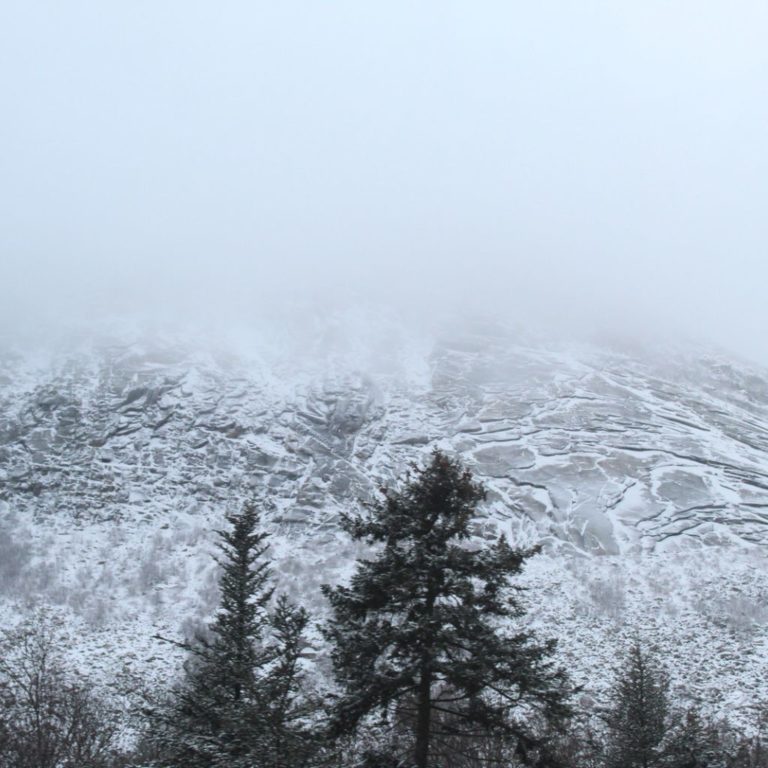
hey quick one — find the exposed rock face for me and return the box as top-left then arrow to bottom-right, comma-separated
2,323 -> 767,553
1,318 -> 768,725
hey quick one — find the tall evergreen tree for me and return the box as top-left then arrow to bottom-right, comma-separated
259,594 -> 316,768
209,502 -> 275,703
146,504 -> 313,768
605,643 -> 669,768
321,450 -> 572,768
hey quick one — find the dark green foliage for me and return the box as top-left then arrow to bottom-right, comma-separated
258,594 -> 316,768
146,503 -> 314,768
664,709 -> 725,768
538,716 -> 604,768
322,450 -> 572,768
605,644 -> 669,768
209,502 -> 275,700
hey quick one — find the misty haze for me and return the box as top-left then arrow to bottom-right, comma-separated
1,3 -> 767,767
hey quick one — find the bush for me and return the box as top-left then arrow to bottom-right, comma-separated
0,613 -> 122,768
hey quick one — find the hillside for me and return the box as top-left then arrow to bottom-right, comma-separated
1,315 -> 767,726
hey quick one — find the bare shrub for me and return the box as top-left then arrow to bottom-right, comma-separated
0,613 -> 122,768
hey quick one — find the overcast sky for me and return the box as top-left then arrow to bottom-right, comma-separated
1,2 -> 766,362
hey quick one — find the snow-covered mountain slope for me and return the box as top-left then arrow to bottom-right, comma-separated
1,315 -> 768,726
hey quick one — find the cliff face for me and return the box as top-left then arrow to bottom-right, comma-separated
3,320 -> 767,549
1,316 -> 768,723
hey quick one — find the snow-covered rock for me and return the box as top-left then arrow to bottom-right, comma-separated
1,314 -> 767,727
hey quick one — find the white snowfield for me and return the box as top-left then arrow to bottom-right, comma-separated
1,312 -> 767,728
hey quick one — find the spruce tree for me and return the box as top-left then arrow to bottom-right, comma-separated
605,643 -> 670,768
147,503 -> 313,768
260,594 -> 315,768
321,449 -> 572,768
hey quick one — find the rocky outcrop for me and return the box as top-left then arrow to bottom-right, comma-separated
1,328 -> 767,553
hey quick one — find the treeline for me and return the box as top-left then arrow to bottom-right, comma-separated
1,451 -> 766,768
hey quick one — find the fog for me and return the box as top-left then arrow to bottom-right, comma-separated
1,2 -> 766,363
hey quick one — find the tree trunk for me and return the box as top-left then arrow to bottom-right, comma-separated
414,656 -> 432,768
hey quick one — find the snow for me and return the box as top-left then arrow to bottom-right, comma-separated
1,313 -> 768,730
